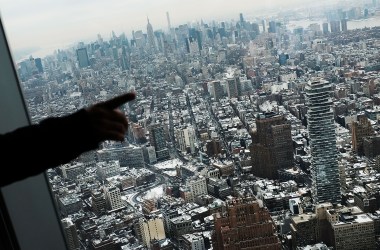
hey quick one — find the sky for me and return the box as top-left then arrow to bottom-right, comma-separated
0,0 -> 338,58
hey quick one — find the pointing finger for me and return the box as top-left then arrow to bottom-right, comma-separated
101,92 -> 136,110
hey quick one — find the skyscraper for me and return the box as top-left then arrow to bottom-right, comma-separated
352,115 -> 374,156
269,21 -> 277,33
210,80 -> 224,101
212,197 -> 281,250
147,18 -> 157,52
341,19 -> 348,32
76,48 -> 90,68
166,12 -> 172,33
323,23 -> 329,35
175,125 -> 196,154
250,112 -> 293,179
330,20 -> 341,33
239,13 -> 244,24
262,20 -> 266,32
226,77 -> 238,99
306,79 -> 341,205
149,123 -> 170,161
91,190 -> 106,216
61,218 -> 80,250
139,217 -> 166,248
34,58 -> 43,73
103,184 -> 124,211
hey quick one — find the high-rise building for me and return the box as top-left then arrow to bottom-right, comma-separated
34,58 -> 43,73
175,125 -> 196,154
98,146 -> 144,168
331,213 -> 375,250
125,145 -> 145,168
139,216 -> 166,248
166,12 -> 172,34
206,139 -> 222,157
306,79 -> 341,205
60,162 -> 84,180
91,189 -> 106,216
212,197 -> 281,250
134,30 -> 145,48
250,112 -> 293,179
147,18 -> 157,52
239,13 -> 244,24
92,237 -> 120,250
279,52 -> 289,66
61,218 -> 80,250
290,213 -> 317,249
330,20 -> 341,33
132,122 -> 147,143
76,48 -> 90,68
180,233 -> 206,250
341,19 -> 348,32
363,135 -> 380,158
96,160 -> 120,180
209,80 -> 224,101
103,184 -> 124,211
262,20 -> 266,32
269,21 -> 277,33
352,116 -> 374,156
149,123 -> 170,161
226,77 -> 238,98
186,176 -> 208,201
143,145 -> 157,164
323,23 -> 329,35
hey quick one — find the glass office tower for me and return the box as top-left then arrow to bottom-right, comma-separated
306,79 -> 341,205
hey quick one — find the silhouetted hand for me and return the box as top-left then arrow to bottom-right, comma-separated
86,92 -> 136,142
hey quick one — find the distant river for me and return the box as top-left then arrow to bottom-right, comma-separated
287,16 -> 380,30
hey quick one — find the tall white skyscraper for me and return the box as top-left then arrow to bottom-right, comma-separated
306,79 -> 341,205
166,12 -> 172,33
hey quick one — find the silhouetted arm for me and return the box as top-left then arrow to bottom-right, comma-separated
0,92 -> 136,187
0,109 -> 98,187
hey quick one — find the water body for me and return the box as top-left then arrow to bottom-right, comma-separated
16,17 -> 380,61
287,16 -> 380,31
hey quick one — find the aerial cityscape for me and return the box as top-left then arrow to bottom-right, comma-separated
5,0 -> 380,249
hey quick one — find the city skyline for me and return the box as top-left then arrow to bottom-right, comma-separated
3,0 -> 380,248
0,0 -> 339,59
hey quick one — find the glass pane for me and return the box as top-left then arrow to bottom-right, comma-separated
1,0 -> 380,249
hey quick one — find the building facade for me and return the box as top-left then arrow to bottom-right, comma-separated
149,123 -> 170,161
139,216 -> 166,248
96,160 -> 120,180
76,48 -> 90,68
306,79 -> 341,205
352,115 -> 374,156
212,197 -> 281,250
61,218 -> 80,250
175,125 -> 196,154
103,184 -> 124,211
250,112 -> 293,179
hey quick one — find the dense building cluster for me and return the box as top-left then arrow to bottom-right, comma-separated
15,1 -> 380,249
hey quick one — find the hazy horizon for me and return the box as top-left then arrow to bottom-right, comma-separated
0,0 -> 347,59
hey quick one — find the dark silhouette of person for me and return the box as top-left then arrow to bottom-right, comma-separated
0,92 -> 136,187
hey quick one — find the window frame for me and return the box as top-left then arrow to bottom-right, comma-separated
0,16 -> 68,250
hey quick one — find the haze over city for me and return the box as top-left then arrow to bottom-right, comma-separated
1,0 -> 341,58
1,0 -> 380,249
